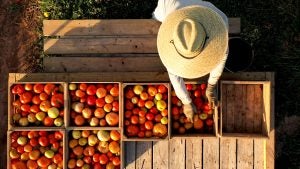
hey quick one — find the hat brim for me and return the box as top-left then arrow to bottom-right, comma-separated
157,6 -> 228,79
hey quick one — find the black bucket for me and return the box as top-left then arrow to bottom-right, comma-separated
225,37 -> 254,72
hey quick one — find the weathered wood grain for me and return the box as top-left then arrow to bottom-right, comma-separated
237,139 -> 253,169
153,141 -> 169,169
125,142 -> 136,169
220,138 -> 236,169
186,138 -> 202,169
203,138 -> 219,169
169,138 -> 185,169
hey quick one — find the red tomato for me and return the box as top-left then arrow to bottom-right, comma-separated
126,125 -> 139,137
51,93 -> 64,107
24,84 -> 33,91
125,100 -> 134,110
54,131 -> 63,140
53,153 -> 63,164
112,156 -> 121,166
29,138 -> 38,147
130,115 -> 139,124
99,154 -> 109,165
185,84 -> 193,91
138,131 -> 145,138
39,92 -> 48,101
86,85 -> 97,95
38,136 -> 49,146
33,84 -> 44,94
138,110 -> 146,117
145,113 -> 154,121
124,111 -> 132,119
43,117 -> 54,127
12,84 -> 25,95
200,83 -> 207,90
31,95 -> 41,105
75,89 -> 86,98
44,83 -> 56,95
92,153 -> 100,162
30,105 -> 40,113
38,131 -> 48,137
144,121 -> 154,130
37,156 -> 51,168
158,85 -> 167,93
79,83 -> 88,91
21,104 -> 31,112
20,92 -> 33,104
27,131 -> 38,139
95,98 -> 105,107
86,95 -> 96,106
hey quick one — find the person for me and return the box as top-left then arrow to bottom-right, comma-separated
153,0 -> 229,122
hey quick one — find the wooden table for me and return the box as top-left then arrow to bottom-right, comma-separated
8,72 -> 275,169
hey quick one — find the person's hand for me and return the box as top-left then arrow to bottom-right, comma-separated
205,84 -> 217,109
183,103 -> 197,123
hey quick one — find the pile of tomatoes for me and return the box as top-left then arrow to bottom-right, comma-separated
9,130 -> 64,169
11,83 -> 65,127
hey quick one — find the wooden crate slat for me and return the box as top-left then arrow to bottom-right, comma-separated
44,37 -> 157,54
254,140 -> 266,169
185,139 -> 202,169
245,85 -> 255,133
233,84 -> 244,132
169,138 -> 185,169
44,56 -> 165,73
237,139 -> 254,169
220,138 -> 237,169
253,84 -> 263,133
135,142 -> 152,169
43,19 -> 161,36
203,139 -> 219,169
225,84 -> 235,132
153,141 -> 169,169
125,142 -> 136,169
43,18 -> 240,36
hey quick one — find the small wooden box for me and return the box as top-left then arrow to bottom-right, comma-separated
170,82 -> 218,138
121,83 -> 171,141
66,128 -> 124,169
7,128 -> 66,169
8,82 -> 68,130
67,82 -> 121,129
220,81 -> 271,138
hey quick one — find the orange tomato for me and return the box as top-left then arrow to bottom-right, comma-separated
74,115 -> 85,126
44,83 -> 56,95
72,146 -> 84,156
12,161 -> 27,169
43,116 -> 54,127
112,156 -> 121,166
110,130 -> 121,141
37,156 -> 51,167
26,160 -> 38,169
67,159 -> 76,169
33,84 -> 44,94
99,154 -> 109,165
109,141 -> 120,154
53,153 -> 63,164
39,92 -> 48,101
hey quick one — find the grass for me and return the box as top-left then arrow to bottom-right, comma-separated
39,0 -> 300,168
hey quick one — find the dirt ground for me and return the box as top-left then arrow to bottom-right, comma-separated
0,0 -> 41,166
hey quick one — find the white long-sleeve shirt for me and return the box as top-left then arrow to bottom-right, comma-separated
153,0 -> 229,104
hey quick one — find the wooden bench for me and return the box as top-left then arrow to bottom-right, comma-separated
40,18 -> 275,169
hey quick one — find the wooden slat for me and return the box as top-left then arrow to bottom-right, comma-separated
237,139 -> 253,169
186,139 -> 202,169
44,37 -> 157,54
203,138 -> 219,169
254,140 -> 266,169
43,18 -> 240,36
153,141 -> 169,169
169,138 -> 185,169
43,19 -> 161,36
44,56 -> 166,72
233,84 -> 243,132
245,85 -> 255,133
125,142 -> 136,169
135,142 -> 152,169
220,138 -> 236,169
225,84 -> 235,132
253,84 -> 263,133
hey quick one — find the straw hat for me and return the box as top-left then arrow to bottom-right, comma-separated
157,5 -> 228,79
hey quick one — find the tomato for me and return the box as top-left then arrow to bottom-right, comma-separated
30,105 -> 40,113
79,83 -> 88,91
67,159 -> 76,169
53,153 -> 63,164
44,83 -> 56,95
12,84 -> 25,95
38,136 -> 49,147
200,83 -> 207,90
126,125 -> 139,136
74,115 -> 85,126
38,131 -> 48,137
145,113 -> 154,121
92,153 -> 100,162
76,89 -> 86,98
110,86 -> 119,97
19,92 -> 33,104
106,84 -> 113,91
27,131 -> 38,139
161,109 -> 168,117
39,100 -> 51,112
137,99 -> 145,107
110,130 -> 121,141
145,120 -> 154,130
43,116 -> 54,127
52,141 -> 60,150
130,115 -> 139,124
37,156 -> 51,168
29,138 -> 38,147
17,146 -> 24,153
21,104 -> 31,112
124,111 -> 132,119
73,146 -> 83,156
95,98 -> 105,107
12,100 -> 22,108
99,154 -> 109,165
51,93 -> 64,107
138,131 -> 145,138
206,118 -> 214,126
112,156 -> 121,166
125,100 -> 134,110
158,85 -> 167,93
138,110 -> 146,117
26,160 -> 38,169
31,95 -> 41,105
86,95 -> 96,106
86,85 -> 97,95
54,131 -> 63,140
33,84 -> 44,94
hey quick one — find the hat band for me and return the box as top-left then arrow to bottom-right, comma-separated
169,36 -> 209,59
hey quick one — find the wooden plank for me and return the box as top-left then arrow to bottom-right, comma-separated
125,142 -> 136,169
169,138 -> 185,169
221,72 -> 266,81
44,56 -> 166,73
220,138 -> 236,169
265,72 -> 275,169
254,140 -> 266,169
203,138 -> 219,169
43,19 -> 161,36
246,85 -> 255,133
153,141 -> 169,169
253,84 -> 263,133
233,84 -> 244,132
225,84 -> 235,132
43,18 -> 240,36
237,139 -> 253,169
44,37 -> 158,54
135,142 -> 152,169
185,138 -> 202,169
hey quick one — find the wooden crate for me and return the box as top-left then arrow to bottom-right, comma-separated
121,83 -> 171,141
8,82 -> 68,130
170,82 -> 218,138
67,82 -> 122,129
7,128 -> 66,169
220,81 -> 271,138
66,128 -> 124,169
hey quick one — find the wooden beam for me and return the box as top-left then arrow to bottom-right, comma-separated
186,139 -> 202,169
237,139 -> 254,169
153,141 -> 169,169
169,138 -> 185,169
125,142 -> 136,169
135,142 -> 152,169
220,138 -> 236,169
203,138 -> 219,169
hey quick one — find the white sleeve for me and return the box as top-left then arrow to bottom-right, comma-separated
152,0 -> 178,22
168,72 -> 192,104
208,52 -> 228,85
